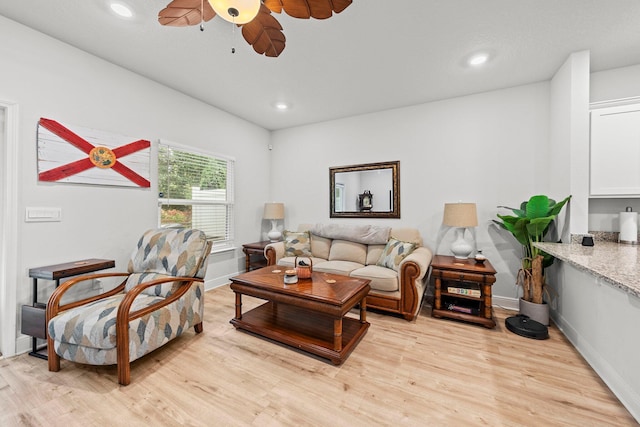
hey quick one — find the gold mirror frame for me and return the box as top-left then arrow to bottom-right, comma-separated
330,161 -> 400,218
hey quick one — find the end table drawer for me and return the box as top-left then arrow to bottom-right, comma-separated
437,270 -> 489,283
21,304 -> 47,339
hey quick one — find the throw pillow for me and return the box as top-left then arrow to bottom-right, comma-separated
376,237 -> 416,271
283,230 -> 312,257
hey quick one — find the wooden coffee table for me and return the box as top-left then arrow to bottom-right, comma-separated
229,266 -> 371,365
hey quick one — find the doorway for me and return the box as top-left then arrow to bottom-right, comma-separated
0,101 -> 18,358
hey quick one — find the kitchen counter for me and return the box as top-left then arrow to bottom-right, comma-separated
533,241 -> 640,421
533,241 -> 640,298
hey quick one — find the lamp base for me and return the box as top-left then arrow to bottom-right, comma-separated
450,227 -> 473,259
267,219 -> 281,242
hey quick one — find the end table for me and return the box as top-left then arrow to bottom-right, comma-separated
23,258 -> 115,359
431,254 -> 496,328
242,241 -> 271,272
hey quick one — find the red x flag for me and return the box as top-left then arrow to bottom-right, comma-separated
37,118 -> 151,187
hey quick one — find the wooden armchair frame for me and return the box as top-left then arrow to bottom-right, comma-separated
46,273 -> 204,385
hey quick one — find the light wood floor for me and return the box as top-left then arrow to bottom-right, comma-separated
0,285 -> 636,426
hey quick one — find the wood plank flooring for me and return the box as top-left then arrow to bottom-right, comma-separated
0,285 -> 636,426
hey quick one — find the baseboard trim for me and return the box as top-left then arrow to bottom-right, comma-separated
492,295 -> 519,312
16,335 -> 33,356
204,272 -> 238,291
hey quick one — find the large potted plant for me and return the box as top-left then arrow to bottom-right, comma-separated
494,194 -> 571,325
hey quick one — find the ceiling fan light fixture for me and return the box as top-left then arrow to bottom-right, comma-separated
208,0 -> 260,24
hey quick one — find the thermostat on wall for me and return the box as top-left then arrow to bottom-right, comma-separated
25,207 -> 62,222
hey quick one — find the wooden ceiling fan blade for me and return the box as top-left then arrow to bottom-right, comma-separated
266,0 -> 352,19
253,30 -> 286,57
158,0 -> 216,26
263,0 -> 283,14
241,4 -> 286,57
331,0 -> 352,14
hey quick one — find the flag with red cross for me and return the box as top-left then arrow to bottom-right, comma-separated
37,118 -> 151,187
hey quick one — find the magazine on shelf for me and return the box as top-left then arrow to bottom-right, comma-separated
445,302 -> 480,315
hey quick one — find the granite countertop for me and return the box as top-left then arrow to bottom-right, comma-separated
534,242 -> 640,298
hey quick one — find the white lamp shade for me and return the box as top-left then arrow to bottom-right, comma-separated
208,0 -> 260,24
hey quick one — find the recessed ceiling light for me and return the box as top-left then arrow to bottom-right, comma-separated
273,102 -> 290,111
467,52 -> 490,67
110,2 -> 133,18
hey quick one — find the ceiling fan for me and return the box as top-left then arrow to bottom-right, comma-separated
158,0 -> 353,57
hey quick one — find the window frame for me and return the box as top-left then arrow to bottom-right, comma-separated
157,140 -> 235,252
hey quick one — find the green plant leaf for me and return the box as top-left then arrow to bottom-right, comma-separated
519,200 -> 528,213
495,214 -> 520,228
497,205 -> 525,218
542,252 -> 555,269
525,195 -> 551,219
526,216 -> 555,239
548,195 -> 572,217
511,218 -> 531,247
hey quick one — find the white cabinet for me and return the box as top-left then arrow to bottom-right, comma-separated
590,104 -> 640,197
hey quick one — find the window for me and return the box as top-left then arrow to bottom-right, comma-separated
334,183 -> 345,212
158,141 -> 234,250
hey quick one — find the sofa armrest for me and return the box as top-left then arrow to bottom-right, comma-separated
400,247 -> 433,281
265,242 -> 285,265
397,246 -> 433,320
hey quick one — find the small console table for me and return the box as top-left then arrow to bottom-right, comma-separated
22,258 -> 115,359
431,255 -> 496,328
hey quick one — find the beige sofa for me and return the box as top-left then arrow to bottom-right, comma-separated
265,224 -> 432,321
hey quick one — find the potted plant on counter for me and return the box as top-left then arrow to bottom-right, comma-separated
494,194 -> 571,325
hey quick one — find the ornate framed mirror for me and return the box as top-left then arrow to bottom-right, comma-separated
329,161 -> 400,218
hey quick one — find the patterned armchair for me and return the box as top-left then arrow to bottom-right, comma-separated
46,228 -> 212,385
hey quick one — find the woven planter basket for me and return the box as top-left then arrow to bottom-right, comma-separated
294,256 -> 313,279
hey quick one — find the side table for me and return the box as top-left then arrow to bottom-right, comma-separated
242,241 -> 271,272
23,258 -> 115,359
431,254 -> 496,328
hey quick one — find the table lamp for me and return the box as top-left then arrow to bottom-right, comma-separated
263,202 -> 285,242
442,202 -> 478,259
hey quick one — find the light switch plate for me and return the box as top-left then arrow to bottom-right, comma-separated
25,207 -> 62,222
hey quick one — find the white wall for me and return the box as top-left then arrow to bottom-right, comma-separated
270,82 -> 551,305
0,16 -> 271,355
549,51 -> 591,239
591,63 -> 640,103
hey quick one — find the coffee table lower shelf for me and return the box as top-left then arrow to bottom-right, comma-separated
230,301 -> 369,365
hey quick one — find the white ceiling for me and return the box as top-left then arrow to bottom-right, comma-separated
1,0 -> 640,130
